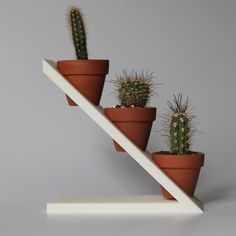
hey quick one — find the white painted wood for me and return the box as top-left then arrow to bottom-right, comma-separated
47,195 -> 202,214
43,59 -> 203,214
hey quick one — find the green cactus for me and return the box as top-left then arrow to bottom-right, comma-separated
170,113 -> 190,154
69,7 -> 88,59
115,71 -> 154,107
164,94 -> 195,155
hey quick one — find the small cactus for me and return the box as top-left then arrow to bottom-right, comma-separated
68,7 -> 88,59
170,113 -> 190,154
162,94 -> 196,155
114,71 -> 155,107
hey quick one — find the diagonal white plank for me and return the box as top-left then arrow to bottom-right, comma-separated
43,59 -> 203,214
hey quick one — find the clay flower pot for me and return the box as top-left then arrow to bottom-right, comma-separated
152,152 -> 204,199
57,60 -> 109,106
104,107 -> 156,152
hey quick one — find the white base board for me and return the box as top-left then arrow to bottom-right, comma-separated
47,195 -> 203,214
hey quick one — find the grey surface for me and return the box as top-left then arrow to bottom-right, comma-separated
0,0 -> 236,235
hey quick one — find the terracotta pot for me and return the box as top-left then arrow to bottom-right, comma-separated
57,60 -> 109,106
104,108 -> 156,152
152,152 -> 204,199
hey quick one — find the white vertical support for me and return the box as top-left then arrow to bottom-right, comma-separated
43,59 -> 203,214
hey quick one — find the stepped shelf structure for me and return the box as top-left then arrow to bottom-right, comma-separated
43,59 -> 203,214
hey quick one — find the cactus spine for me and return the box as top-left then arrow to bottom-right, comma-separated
164,94 -> 195,155
69,7 -> 88,59
115,71 -> 154,107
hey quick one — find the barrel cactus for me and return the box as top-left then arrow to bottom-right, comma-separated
162,94 -> 196,155
114,71 -> 155,107
68,7 -> 88,59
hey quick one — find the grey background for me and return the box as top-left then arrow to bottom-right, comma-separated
0,0 -> 235,235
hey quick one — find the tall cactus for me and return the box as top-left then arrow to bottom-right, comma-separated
164,94 -> 195,155
115,71 -> 155,107
69,7 -> 88,59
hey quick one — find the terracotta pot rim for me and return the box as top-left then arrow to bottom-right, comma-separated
57,59 -> 109,75
152,151 -> 204,157
57,59 -> 109,63
104,107 -> 156,110
152,151 -> 204,168
104,107 -> 156,122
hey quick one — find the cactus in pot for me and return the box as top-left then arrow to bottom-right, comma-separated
152,94 -> 204,199
104,71 -> 156,152
168,94 -> 192,154
69,7 -> 88,60
114,71 -> 154,107
57,6 -> 109,106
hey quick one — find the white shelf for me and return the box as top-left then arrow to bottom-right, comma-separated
43,59 -> 204,214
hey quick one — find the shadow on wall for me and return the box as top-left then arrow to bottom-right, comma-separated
200,183 -> 236,206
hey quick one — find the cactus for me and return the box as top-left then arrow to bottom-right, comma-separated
162,94 -> 196,155
69,7 -> 88,59
170,113 -> 190,154
114,71 -> 155,107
